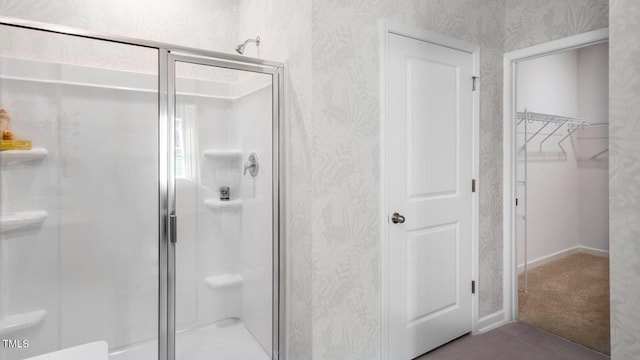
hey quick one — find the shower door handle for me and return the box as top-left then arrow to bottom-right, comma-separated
169,214 -> 177,243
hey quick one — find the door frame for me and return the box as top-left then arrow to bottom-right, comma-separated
502,28 -> 609,323
379,19 -> 480,359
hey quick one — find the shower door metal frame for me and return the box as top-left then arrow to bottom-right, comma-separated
166,53 -> 284,360
0,16 -> 285,360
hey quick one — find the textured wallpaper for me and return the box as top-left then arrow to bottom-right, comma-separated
2,1 -> 630,359
505,0 -> 609,52
609,0 -> 640,358
0,0 -> 241,82
310,0 -> 612,358
0,0 -> 239,53
311,1 -> 505,358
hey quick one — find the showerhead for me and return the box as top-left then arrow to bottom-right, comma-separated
235,36 -> 260,55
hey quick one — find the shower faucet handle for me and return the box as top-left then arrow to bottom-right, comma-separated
243,152 -> 259,177
243,162 -> 253,175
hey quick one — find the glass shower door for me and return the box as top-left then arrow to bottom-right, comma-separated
0,24 -> 159,360
168,55 -> 280,360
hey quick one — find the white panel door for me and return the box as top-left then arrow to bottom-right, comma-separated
387,33 -> 474,359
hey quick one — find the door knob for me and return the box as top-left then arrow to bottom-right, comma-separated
391,212 -> 405,224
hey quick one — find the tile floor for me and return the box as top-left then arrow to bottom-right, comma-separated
416,322 -> 609,360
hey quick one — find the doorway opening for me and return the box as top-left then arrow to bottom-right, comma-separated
503,29 -> 609,355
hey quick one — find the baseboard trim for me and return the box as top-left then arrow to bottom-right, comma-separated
478,310 -> 508,334
517,245 -> 609,272
578,246 -> 609,257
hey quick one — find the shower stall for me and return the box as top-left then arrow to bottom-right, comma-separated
0,18 -> 283,360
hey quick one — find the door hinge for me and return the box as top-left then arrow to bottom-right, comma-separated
472,76 -> 479,91
472,280 -> 476,294
516,198 -> 519,206
472,179 -> 476,193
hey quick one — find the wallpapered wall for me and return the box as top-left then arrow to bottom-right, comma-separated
609,0 -> 640,358
310,1 -> 505,358
4,1 -> 639,359
505,0 -> 609,52
0,0 -> 239,52
310,0 -> 609,358
0,0 -> 242,83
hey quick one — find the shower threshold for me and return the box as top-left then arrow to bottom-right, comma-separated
110,318 -> 270,360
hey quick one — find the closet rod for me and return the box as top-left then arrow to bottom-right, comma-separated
517,110 -> 591,154
526,120 -> 551,145
516,110 -> 590,127
591,148 -> 609,160
538,120 -> 568,152
558,126 -> 580,144
558,125 -> 581,155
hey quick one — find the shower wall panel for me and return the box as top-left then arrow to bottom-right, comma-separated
56,84 -> 158,349
173,62 -> 276,359
175,94 -> 243,331
238,82 -> 274,355
195,95 -> 243,325
0,27 -> 159,360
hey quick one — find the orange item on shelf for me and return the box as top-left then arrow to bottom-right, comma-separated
1,108 -> 14,140
0,140 -> 32,150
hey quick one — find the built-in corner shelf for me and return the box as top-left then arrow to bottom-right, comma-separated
0,210 -> 48,234
0,148 -> 48,166
205,274 -> 243,289
204,199 -> 243,212
203,150 -> 242,160
0,309 -> 47,336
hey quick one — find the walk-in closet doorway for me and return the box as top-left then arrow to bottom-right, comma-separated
504,29 -> 610,355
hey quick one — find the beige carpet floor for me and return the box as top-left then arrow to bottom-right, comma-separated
518,252 -> 610,355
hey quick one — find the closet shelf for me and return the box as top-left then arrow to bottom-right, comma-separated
0,210 -> 48,234
0,309 -> 47,336
517,109 -> 592,156
516,111 -> 590,126
0,148 -> 47,166
203,150 -> 243,160
204,199 -> 243,212
205,274 -> 243,289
